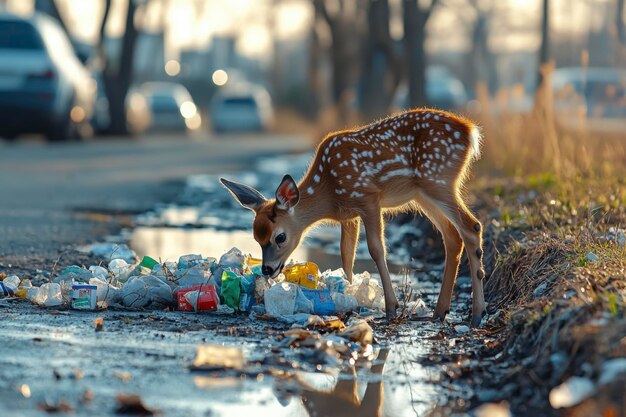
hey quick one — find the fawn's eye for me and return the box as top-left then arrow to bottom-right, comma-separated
275,233 -> 286,245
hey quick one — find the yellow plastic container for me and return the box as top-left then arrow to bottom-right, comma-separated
244,257 -> 262,275
283,262 -> 319,289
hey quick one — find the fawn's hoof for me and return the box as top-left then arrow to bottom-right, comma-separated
432,308 -> 449,322
471,309 -> 487,327
386,308 -> 397,321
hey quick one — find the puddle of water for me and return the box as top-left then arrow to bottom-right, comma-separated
129,226 -> 407,273
130,227 -> 371,272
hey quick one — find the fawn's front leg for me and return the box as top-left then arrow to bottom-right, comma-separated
340,218 -> 360,283
361,207 -> 399,320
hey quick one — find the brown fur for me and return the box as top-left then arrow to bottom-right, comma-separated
248,108 -> 485,324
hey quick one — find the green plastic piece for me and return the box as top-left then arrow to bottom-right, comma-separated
221,269 -> 241,311
140,256 -> 159,269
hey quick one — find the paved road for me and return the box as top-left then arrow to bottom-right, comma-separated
0,134 -> 311,258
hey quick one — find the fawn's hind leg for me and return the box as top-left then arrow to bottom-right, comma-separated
417,195 -> 464,321
420,190 -> 486,326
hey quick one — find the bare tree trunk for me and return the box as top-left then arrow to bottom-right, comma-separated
618,0 -> 625,44
537,0 -> 550,88
103,0 -> 139,135
403,0 -> 438,108
97,0 -> 112,63
307,17 -> 323,120
360,0 -> 400,120
314,0 -> 365,125
471,12 -> 499,94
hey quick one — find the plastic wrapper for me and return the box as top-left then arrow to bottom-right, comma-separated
29,283 -> 63,307
120,275 -> 173,309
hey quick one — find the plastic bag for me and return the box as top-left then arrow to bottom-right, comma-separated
221,269 -> 241,311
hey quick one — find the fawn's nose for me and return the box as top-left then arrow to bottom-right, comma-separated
262,265 -> 274,276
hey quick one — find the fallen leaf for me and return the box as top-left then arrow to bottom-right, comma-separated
339,320 -> 373,346
94,317 -> 104,332
115,393 -> 156,415
113,371 -> 132,382
81,390 -> 94,405
38,400 -> 74,413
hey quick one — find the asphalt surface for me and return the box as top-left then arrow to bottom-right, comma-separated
0,134 -> 311,259
0,132 -> 486,417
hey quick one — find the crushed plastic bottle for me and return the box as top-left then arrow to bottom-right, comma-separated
264,282 -> 313,316
3,275 -> 20,291
322,269 -> 349,293
176,266 -> 211,289
283,262 -> 319,289
346,275 -> 385,310
109,259 -> 134,283
89,277 -> 121,305
264,282 -> 298,316
30,283 -> 63,307
239,274 -> 256,312
120,275 -> 173,309
219,247 -> 244,271
1,275 -> 20,296
254,276 -> 271,303
58,265 -> 92,282
89,266 -> 109,281
331,292 -> 358,313
178,254 -> 203,270
301,288 -> 335,315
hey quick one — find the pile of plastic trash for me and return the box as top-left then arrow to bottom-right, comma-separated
1,246 -> 429,320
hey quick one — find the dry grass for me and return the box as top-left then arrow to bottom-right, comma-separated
443,71 -> 626,415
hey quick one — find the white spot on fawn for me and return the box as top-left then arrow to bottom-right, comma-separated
307,187 -> 314,195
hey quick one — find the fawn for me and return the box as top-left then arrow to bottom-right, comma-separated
221,108 -> 486,325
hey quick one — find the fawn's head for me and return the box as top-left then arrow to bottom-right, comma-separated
220,175 -> 302,278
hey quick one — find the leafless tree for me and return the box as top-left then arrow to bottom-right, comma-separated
537,0 -> 550,87
360,0 -> 402,120
313,0 -> 367,124
99,0 -> 139,135
618,0 -> 625,44
403,0 -> 440,107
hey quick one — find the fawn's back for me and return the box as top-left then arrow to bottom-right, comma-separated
304,109 -> 481,210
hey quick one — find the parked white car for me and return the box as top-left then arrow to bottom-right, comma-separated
0,12 -> 96,141
210,84 -> 274,133
141,82 -> 201,134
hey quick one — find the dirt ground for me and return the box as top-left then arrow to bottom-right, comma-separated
0,272 -> 488,417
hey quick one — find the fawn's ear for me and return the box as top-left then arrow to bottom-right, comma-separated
275,175 -> 300,211
220,177 -> 267,211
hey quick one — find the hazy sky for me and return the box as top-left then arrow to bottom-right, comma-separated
4,0 -> 615,59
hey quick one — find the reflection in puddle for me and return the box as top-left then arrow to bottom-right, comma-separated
191,347 -> 437,417
277,349 -> 389,417
129,226 -> 404,273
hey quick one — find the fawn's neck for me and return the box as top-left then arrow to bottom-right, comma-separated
294,175 -> 336,228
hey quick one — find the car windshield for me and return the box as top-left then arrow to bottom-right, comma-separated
0,20 -> 44,50
148,94 -> 179,111
221,97 -> 257,109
